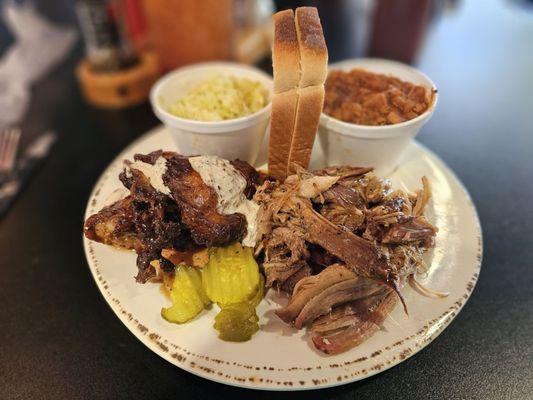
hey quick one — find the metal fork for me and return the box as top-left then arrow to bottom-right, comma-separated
0,128 -> 21,178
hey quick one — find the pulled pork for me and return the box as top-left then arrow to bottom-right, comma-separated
255,166 -> 437,354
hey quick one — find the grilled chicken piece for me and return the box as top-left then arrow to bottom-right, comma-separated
124,166 -> 184,282
85,150 -> 260,282
124,151 -> 260,248
229,159 -> 261,198
84,195 -> 140,250
84,169 -> 183,283
162,155 -> 248,247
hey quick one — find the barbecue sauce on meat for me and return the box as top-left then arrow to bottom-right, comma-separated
84,151 -> 260,283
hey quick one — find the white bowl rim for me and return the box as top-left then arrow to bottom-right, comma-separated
150,61 -> 273,130
321,58 -> 439,133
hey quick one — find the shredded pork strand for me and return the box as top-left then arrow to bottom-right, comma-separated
255,166 -> 439,355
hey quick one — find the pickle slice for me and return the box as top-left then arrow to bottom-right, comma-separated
202,243 -> 261,306
214,302 -> 260,342
248,274 -> 265,307
161,266 -> 210,324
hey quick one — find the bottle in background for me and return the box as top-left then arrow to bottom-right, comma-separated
76,0 -> 139,72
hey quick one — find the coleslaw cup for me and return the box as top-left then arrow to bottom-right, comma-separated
150,62 -> 272,165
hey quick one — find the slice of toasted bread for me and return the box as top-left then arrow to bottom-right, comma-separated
268,89 -> 299,180
269,9 -> 301,180
272,10 -> 301,93
287,84 -> 325,173
269,7 -> 327,179
285,7 -> 327,172
294,7 -> 328,88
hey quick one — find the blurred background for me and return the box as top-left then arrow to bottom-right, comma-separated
0,0 -> 531,118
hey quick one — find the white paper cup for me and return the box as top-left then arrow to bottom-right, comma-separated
150,62 -> 272,165
319,58 -> 438,176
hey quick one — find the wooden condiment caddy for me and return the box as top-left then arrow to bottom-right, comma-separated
76,52 -> 159,109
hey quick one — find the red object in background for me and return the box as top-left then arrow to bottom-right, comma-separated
122,0 -> 146,46
368,0 -> 433,64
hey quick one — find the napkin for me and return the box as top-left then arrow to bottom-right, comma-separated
0,1 -> 77,128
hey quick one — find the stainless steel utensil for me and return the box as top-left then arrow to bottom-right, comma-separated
0,128 -> 21,177
0,131 -> 56,218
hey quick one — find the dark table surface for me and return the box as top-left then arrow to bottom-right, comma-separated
1,1 -> 532,399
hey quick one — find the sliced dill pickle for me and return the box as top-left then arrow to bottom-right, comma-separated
203,243 -> 264,341
213,302 -> 260,342
248,274 -> 265,307
202,243 -> 261,306
161,266 -> 210,324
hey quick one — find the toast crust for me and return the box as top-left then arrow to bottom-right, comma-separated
268,89 -> 299,180
272,10 -> 301,93
295,7 -> 328,88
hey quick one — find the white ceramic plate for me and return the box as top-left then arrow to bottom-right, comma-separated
83,126 -> 482,390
